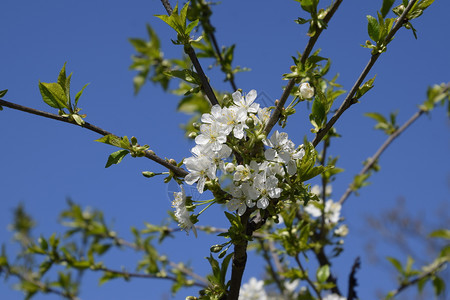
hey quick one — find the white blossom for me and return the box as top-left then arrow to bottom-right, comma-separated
334,224 -> 349,237
195,121 -> 228,152
323,293 -> 346,300
239,277 -> 267,300
233,89 -> 260,114
299,82 -> 314,99
184,156 -> 216,194
172,186 -> 197,237
253,173 -> 281,209
305,199 -> 341,224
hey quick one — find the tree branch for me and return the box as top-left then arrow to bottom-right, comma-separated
387,260 -> 448,298
160,0 -> 219,106
0,99 -> 189,177
264,0 -> 343,136
312,0 -> 418,147
347,257 -> 361,300
258,240 -> 287,298
338,108 -> 424,205
295,254 -> 322,300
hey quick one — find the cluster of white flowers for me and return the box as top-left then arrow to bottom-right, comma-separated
239,277 -> 267,300
304,185 -> 342,224
183,90 -> 306,216
172,186 -> 197,237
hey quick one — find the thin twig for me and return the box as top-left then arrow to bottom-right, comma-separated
0,99 -> 189,177
338,108 -> 424,205
387,260 -> 448,298
295,254 -> 322,300
94,266 -> 208,288
258,240 -> 287,298
264,0 -> 343,136
0,265 -> 80,300
159,0 -> 219,106
160,0 -> 173,15
312,0 -> 418,147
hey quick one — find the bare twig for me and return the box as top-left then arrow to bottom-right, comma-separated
0,99 -> 188,177
258,240 -> 287,298
160,0 -> 173,15
264,0 -> 343,136
312,0 -> 419,147
338,108 -> 424,205
295,254 -> 322,300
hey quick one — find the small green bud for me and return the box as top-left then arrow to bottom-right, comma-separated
210,244 -> 223,253
257,134 -> 266,141
245,117 -> 254,128
131,136 -> 138,146
188,132 -> 198,139
142,171 -> 156,178
192,122 -> 201,129
169,159 -> 177,165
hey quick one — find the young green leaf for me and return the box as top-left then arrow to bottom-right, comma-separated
367,15 -> 380,42
75,83 -> 90,106
105,149 -> 129,168
381,0 -> 396,18
316,264 -> 330,283
39,81 -> 69,109
429,229 -> 450,240
0,89 -> 7,98
95,134 -> 123,147
387,256 -> 404,274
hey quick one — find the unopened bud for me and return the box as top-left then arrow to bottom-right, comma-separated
168,159 -> 177,165
142,171 -> 156,178
210,244 -> 224,253
188,132 -> 198,139
225,163 -> 236,173
131,136 -> 138,146
299,82 -> 315,99
245,117 -> 254,128
192,122 -> 201,129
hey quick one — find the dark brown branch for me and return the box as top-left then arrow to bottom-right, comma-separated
0,99 -> 188,177
228,211 -> 250,300
209,32 -> 238,91
312,0 -> 418,147
258,240 -> 286,297
264,0 -> 343,136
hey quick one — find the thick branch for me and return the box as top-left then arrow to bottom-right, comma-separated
312,0 -> 418,147
264,0 -> 343,136
0,99 -> 188,177
228,212 -> 250,300
160,0 -> 173,15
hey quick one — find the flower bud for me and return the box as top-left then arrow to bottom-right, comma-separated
192,122 -> 201,129
210,244 -> 224,253
169,159 -> 177,165
245,117 -> 254,128
299,82 -> 315,99
142,171 -> 156,178
188,132 -> 198,139
131,136 -> 138,146
225,163 -> 236,173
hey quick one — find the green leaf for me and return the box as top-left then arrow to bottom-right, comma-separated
57,62 -> 71,100
429,229 -> 450,239
0,89 -> 7,98
316,264 -> 330,283
166,69 -> 201,85
365,112 -> 388,124
220,253 -> 234,285
310,97 -> 326,129
185,19 -> 199,36
381,0 -> 396,18
105,150 -> 129,168
387,256 -> 403,274
432,276 -> 445,295
39,81 -> 69,109
367,15 -> 380,42
75,83 -> 89,106
355,75 -> 376,100
95,134 -> 123,147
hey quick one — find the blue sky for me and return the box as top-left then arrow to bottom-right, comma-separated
0,1 -> 449,299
